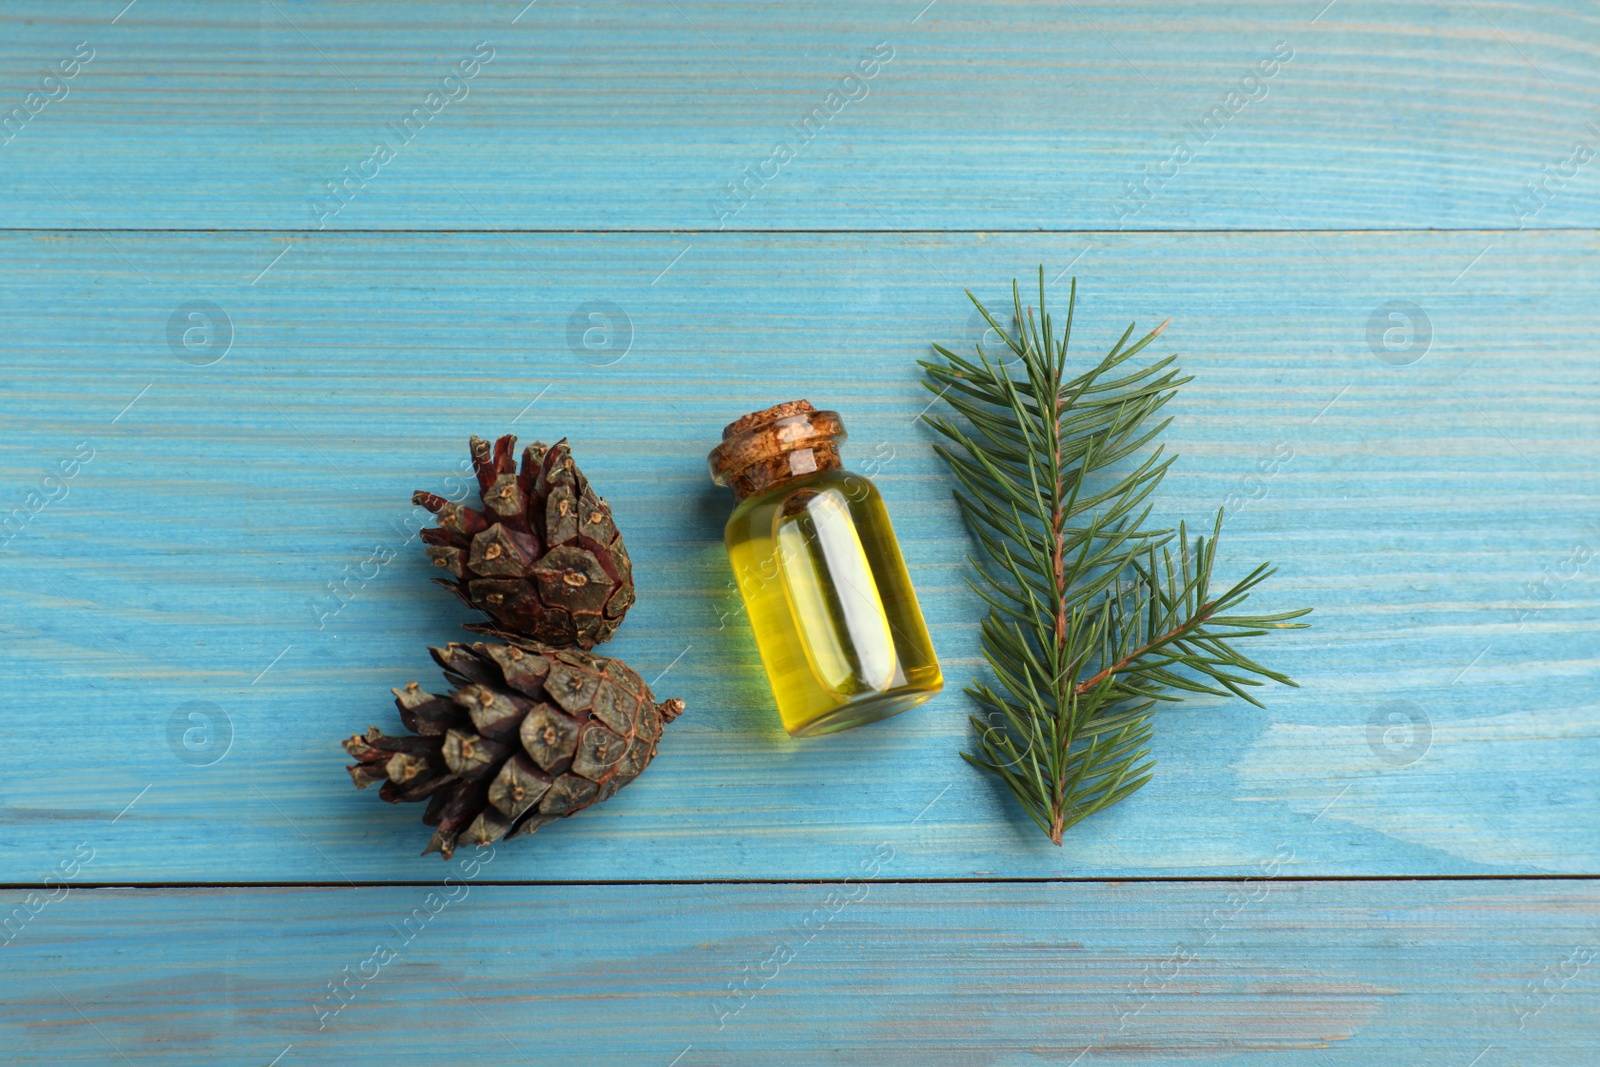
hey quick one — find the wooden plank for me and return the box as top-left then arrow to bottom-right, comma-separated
2,1 -> 1598,230
0,229 -> 1596,882
1,880 -> 1596,1065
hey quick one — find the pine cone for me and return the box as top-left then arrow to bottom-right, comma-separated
414,435 -> 635,649
344,640 -> 684,859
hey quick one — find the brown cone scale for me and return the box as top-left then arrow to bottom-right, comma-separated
344,639 -> 685,859
414,435 -> 635,650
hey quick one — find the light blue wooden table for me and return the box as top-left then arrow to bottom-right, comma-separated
2,2 -> 1596,1063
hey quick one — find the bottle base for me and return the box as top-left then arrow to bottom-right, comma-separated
785,686 -> 939,737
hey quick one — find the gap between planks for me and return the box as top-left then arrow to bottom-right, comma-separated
1,227 -> 1598,236
2,874 -> 1596,891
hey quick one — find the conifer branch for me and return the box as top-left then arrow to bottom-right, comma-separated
922,269 -> 1310,845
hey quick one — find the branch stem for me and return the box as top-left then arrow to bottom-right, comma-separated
1073,601 -> 1216,698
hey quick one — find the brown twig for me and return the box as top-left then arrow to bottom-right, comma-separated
1072,600 -> 1216,698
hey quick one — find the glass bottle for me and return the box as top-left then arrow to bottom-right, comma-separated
709,400 -> 942,736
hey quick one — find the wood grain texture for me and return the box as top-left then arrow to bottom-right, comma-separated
3,880 -> 1597,1065
0,229 -> 1594,883
1,1 -> 1598,230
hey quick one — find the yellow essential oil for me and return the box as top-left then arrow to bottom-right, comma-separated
709,401 -> 942,736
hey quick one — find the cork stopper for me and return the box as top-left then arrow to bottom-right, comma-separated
708,400 -> 847,502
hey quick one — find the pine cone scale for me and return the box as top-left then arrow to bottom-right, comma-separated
571,723 -> 625,782
539,775 -> 598,816
520,704 -> 580,771
489,755 -> 552,820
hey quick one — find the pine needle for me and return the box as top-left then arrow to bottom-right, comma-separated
922,269 -> 1311,845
